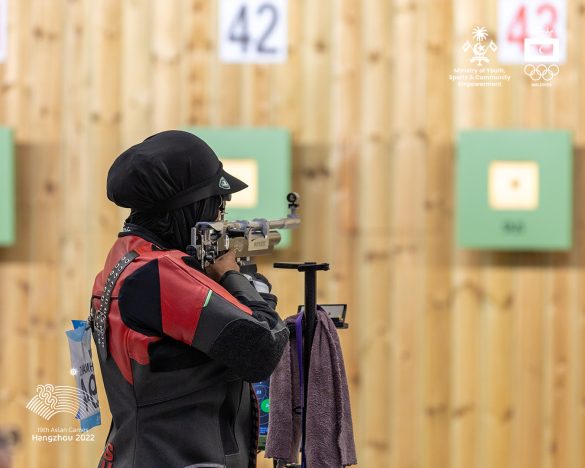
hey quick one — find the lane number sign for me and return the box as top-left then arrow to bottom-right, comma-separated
498,0 -> 567,64
219,0 -> 288,63
0,0 -> 6,64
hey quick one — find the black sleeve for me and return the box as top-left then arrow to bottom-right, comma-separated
219,271 -> 281,328
196,270 -> 289,381
119,258 -> 289,382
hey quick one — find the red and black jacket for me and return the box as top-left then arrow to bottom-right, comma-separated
90,228 -> 289,468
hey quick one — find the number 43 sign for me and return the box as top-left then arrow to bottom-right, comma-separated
498,0 -> 567,64
219,0 -> 288,63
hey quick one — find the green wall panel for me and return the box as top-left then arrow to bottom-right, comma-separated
0,128 -> 14,246
456,130 -> 573,251
185,127 -> 292,248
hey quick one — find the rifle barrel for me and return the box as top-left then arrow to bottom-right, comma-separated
226,217 -> 301,232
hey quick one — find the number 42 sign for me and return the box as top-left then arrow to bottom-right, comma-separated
219,0 -> 288,64
498,0 -> 567,64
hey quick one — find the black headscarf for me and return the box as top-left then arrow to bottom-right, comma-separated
123,195 -> 222,252
107,131 -> 247,212
107,130 -> 248,252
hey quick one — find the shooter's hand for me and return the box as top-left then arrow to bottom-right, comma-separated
205,249 -> 240,282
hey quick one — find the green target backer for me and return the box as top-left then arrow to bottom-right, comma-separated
0,128 -> 15,246
185,127 -> 292,248
456,130 -> 573,251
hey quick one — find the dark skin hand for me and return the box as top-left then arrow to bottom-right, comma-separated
205,249 -> 240,282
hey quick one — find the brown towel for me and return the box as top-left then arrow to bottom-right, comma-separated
265,308 -> 357,467
264,316 -> 302,464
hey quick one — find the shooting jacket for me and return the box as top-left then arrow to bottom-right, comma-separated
90,228 -> 289,468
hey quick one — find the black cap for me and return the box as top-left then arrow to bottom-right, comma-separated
107,130 -> 248,211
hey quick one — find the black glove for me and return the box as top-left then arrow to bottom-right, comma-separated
259,292 -> 278,310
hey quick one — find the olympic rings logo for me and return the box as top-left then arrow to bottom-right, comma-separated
523,64 -> 559,82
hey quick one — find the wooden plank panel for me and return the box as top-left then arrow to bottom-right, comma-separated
546,3 -> 581,468
242,62 -> 272,126
60,0 -> 96,464
357,1 -> 392,465
513,260 -> 546,468
476,5 -> 514,468
328,0 -> 361,431
272,0 -> 302,136
152,0 -> 181,133
388,135 -> 425,468
122,0 -> 153,147
387,0 -> 426,466
572,149 -> 585,468
481,255 -> 514,468
297,0 -> 332,278
0,7 -> 29,466
0,265 -> 32,468
510,16 -> 552,468
546,257 -> 572,468
451,2 -> 487,468
85,0 -> 123,263
574,4 -> 585,468
259,0 -> 303,315
180,0 -> 213,126
83,2 -> 123,463
25,1 -> 64,467
0,9 -> 31,466
209,1 -> 243,126
571,5 -> 585,468
423,0 -> 454,467
0,13 -> 33,468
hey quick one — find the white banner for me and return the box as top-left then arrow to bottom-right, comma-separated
219,0 -> 288,63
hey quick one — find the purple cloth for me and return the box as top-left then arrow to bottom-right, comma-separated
265,308 -> 357,467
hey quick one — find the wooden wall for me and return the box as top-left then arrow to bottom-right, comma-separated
0,1 -> 585,467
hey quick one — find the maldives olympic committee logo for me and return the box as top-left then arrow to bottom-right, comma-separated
523,64 -> 559,83
523,28 -> 561,87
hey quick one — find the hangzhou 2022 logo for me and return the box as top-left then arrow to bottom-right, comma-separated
25,383 -> 100,443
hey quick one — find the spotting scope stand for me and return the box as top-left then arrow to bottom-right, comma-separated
271,261 -> 331,468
